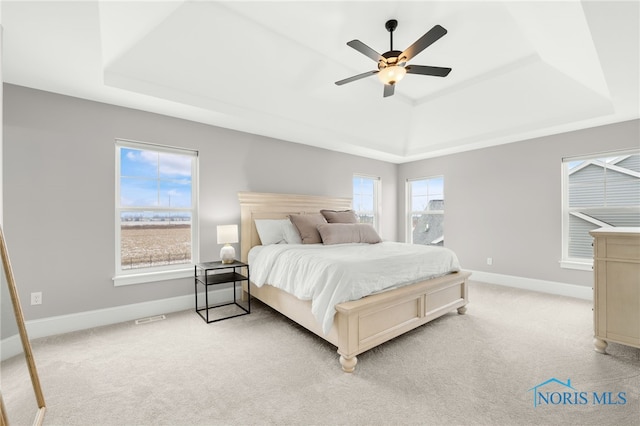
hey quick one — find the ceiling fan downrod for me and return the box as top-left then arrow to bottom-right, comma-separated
381,20 -> 402,71
385,19 -> 398,51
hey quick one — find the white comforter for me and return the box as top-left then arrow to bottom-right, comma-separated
249,242 -> 461,335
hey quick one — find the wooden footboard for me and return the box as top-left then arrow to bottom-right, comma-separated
244,270 -> 470,372
334,271 -> 470,372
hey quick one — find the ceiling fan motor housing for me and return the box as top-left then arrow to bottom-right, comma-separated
378,50 -> 403,69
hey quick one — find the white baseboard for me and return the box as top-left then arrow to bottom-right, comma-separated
468,270 -> 593,301
1,286 -> 236,361
1,334 -> 22,362
2,274 -> 591,361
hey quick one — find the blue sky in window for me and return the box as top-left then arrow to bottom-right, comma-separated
120,148 -> 192,208
353,177 -> 374,211
411,178 -> 444,211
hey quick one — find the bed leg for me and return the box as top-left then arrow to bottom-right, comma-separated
594,338 -> 608,354
339,354 -> 357,373
457,305 -> 467,315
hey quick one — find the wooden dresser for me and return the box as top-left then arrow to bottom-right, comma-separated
590,227 -> 640,353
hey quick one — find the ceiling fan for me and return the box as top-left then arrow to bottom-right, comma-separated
335,19 -> 452,97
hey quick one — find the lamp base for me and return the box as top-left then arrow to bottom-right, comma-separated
220,244 -> 236,264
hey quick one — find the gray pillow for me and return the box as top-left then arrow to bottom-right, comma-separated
317,223 -> 382,245
320,209 -> 358,223
289,213 -> 327,244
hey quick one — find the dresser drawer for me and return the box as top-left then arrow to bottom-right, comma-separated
604,237 -> 640,261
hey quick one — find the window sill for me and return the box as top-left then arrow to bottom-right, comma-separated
113,267 -> 193,286
560,259 -> 593,271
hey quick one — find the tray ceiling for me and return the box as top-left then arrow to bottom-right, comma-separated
1,1 -> 638,163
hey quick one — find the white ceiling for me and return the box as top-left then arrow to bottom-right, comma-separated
1,1 -> 638,163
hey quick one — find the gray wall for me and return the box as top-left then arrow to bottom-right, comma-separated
3,82 -> 638,336
398,119 -> 640,287
2,84 -> 397,325
0,28 -> 19,339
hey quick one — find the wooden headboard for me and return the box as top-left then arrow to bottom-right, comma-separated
237,192 -> 352,262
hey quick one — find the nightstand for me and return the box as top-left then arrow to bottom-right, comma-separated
194,260 -> 250,323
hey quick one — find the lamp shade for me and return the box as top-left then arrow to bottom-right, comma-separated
378,65 -> 406,85
217,224 -> 239,244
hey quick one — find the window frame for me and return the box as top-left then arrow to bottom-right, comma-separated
114,139 -> 199,286
352,174 -> 381,232
406,176 -> 445,245
560,149 -> 640,271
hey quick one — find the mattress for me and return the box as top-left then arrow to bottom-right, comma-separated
248,242 -> 461,334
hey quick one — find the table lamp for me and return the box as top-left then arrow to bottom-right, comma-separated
217,224 -> 239,264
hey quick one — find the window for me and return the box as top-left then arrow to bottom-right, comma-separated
407,176 -> 444,245
353,175 -> 380,231
561,150 -> 640,270
115,140 -> 198,285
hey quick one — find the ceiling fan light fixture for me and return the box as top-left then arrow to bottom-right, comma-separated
335,19 -> 450,97
378,65 -> 406,85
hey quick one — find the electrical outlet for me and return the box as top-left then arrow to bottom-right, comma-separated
31,292 -> 42,305
486,257 -> 493,266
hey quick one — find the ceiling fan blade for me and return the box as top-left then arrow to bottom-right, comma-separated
400,25 -> 447,62
347,40 -> 384,62
335,70 -> 378,86
383,84 -> 395,97
405,65 -> 452,77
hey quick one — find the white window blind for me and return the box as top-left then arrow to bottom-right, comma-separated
562,151 -> 640,268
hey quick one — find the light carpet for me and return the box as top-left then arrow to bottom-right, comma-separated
2,281 -> 639,425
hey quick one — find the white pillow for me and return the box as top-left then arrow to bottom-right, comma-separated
282,220 -> 303,244
255,219 -> 286,245
254,219 -> 302,245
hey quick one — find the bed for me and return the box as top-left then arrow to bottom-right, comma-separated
239,191 -> 470,372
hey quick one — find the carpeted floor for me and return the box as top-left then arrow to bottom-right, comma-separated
2,281 -> 639,425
